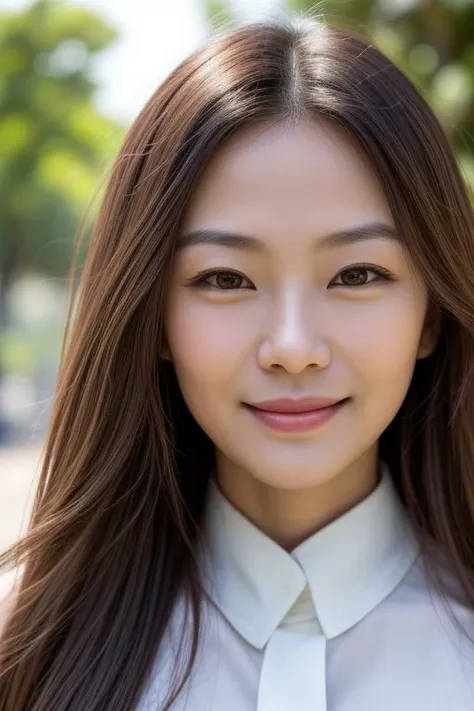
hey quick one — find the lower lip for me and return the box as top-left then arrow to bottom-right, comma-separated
244,400 -> 347,433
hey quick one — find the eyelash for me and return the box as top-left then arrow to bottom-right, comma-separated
188,264 -> 396,291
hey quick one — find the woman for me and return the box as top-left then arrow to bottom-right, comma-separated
1,15 -> 474,711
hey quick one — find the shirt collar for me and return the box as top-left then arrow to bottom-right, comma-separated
200,463 -> 420,649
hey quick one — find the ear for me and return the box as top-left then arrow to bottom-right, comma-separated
417,303 -> 442,359
160,336 -> 173,362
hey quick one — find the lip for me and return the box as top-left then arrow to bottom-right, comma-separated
243,398 -> 348,434
247,397 -> 344,413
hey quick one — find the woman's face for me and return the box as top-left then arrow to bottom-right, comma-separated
164,118 -> 436,492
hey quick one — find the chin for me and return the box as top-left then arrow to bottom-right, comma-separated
249,464 -> 340,491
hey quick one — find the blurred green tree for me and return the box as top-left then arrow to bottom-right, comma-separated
0,0 -> 125,332
203,0 -> 474,193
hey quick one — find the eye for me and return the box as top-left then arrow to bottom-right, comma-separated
190,269 -> 254,290
329,264 -> 395,288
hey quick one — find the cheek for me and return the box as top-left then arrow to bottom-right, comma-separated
164,294 -> 253,448
338,291 -> 427,385
165,295 -> 253,388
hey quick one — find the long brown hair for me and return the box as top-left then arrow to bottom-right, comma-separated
1,15 -> 474,711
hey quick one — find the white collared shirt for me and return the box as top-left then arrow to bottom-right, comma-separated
138,464 -> 474,710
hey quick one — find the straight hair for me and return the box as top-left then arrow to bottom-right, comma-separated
1,15 -> 474,711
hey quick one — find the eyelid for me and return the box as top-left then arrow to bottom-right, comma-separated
329,263 -> 396,287
187,263 -> 396,291
187,268 -> 255,290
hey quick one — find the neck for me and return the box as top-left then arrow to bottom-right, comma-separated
215,449 -> 380,551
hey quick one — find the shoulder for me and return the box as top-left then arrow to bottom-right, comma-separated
396,553 -> 474,649
137,591 -> 237,710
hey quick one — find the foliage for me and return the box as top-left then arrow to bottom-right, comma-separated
0,326 -> 61,376
0,0 -> 125,329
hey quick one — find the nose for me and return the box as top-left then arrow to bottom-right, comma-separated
257,288 -> 332,374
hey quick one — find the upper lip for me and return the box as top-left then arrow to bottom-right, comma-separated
246,397 -> 345,413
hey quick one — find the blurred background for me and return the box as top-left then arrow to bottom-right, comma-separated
0,0 -> 473,549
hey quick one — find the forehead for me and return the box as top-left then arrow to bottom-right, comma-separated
183,117 -> 392,234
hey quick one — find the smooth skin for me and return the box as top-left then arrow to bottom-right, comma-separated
164,118 -> 439,550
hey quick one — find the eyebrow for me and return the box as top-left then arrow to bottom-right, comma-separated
177,221 -> 399,252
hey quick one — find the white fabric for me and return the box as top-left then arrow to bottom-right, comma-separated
137,464 -> 474,709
